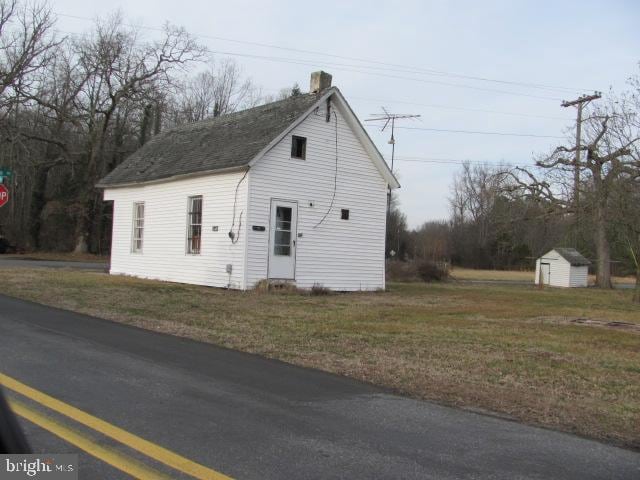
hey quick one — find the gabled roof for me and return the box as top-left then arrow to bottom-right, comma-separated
97,87 -> 399,189
547,248 -> 591,266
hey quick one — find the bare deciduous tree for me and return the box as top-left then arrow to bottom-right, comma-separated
504,96 -> 640,288
172,59 -> 258,124
71,13 -> 206,252
0,0 -> 57,120
450,161 -> 506,249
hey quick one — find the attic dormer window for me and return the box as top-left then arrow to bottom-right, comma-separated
291,135 -> 306,159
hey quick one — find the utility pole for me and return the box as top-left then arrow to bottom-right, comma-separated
561,92 -> 601,247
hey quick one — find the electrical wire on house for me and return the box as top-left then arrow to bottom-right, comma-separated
229,168 -> 249,244
314,107 -> 339,229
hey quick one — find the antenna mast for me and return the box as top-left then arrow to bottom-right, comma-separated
365,108 -> 420,258
365,108 -> 420,209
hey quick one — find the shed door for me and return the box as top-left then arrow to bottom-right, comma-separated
268,199 -> 297,280
540,263 -> 551,285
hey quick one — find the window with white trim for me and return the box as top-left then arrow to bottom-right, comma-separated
131,202 -> 145,253
186,195 -> 203,254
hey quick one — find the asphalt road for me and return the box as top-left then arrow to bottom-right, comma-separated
0,295 -> 638,479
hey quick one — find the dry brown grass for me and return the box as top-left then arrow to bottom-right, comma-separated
450,267 -> 533,281
2,268 -> 639,449
451,267 -> 636,286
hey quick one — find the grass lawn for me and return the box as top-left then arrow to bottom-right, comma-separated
1,268 -> 639,449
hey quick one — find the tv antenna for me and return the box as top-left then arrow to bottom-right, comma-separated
365,108 -> 420,215
365,108 -> 420,174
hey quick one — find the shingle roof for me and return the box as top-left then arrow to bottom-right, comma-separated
553,248 -> 591,266
98,89 -> 330,187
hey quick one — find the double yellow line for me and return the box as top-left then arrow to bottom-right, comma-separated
0,372 -> 233,480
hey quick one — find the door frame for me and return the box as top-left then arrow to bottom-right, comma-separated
267,198 -> 298,280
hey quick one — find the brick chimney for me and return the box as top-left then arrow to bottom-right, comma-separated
310,71 -> 332,93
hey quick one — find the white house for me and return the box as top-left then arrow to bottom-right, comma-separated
534,248 -> 591,288
98,72 -> 399,291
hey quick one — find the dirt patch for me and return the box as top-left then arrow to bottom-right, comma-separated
570,318 -> 640,334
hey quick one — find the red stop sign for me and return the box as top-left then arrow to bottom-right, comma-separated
0,184 -> 9,208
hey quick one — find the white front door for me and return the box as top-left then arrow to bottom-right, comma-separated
268,199 -> 297,279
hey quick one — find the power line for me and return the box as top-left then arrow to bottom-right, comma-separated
55,26 -> 566,102
258,87 -> 572,121
349,95 -> 571,121
366,124 -> 565,139
201,51 -> 566,100
55,12 -> 594,96
50,28 -> 571,140
392,157 -> 524,167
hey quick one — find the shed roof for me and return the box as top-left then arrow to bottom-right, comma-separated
551,248 -> 591,266
97,90 -> 329,187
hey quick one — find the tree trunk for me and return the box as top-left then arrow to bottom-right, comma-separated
73,231 -> 88,253
594,202 -> 612,288
631,242 -> 640,303
74,111 -> 111,253
73,179 -> 96,254
28,166 -> 49,250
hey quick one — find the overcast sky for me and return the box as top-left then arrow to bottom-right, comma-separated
52,0 -> 639,227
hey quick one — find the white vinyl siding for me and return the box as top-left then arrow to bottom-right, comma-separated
131,202 -> 144,253
245,102 -> 387,291
569,266 -> 588,287
105,171 -> 248,289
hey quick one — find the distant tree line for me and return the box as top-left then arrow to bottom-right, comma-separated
0,1 -> 299,253
387,66 -> 640,300
386,162 -> 570,271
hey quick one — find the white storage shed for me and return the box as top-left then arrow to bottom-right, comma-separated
534,248 -> 591,288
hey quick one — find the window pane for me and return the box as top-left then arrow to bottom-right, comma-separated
274,245 -> 290,256
187,196 -> 203,254
276,220 -> 291,231
191,235 -> 201,254
291,136 -> 306,159
275,230 -> 291,247
132,202 -> 144,252
276,206 -> 292,222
